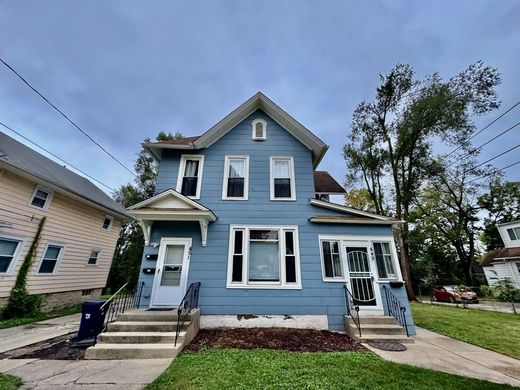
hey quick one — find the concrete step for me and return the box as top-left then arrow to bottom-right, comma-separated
350,334 -> 414,344
108,321 -> 189,332
349,324 -> 407,336
357,316 -> 398,325
118,309 -> 188,322
97,331 -> 186,344
85,343 -> 183,359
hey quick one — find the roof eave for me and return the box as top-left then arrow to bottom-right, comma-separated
309,217 -> 403,225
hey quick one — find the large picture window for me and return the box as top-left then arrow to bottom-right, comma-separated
227,226 -> 300,288
176,155 -> 204,199
270,157 -> 296,201
222,156 -> 249,200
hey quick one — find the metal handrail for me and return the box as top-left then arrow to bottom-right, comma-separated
175,282 -> 201,346
102,281 -> 145,332
344,285 -> 361,337
382,285 -> 409,337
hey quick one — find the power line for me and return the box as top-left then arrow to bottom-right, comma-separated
466,143 -> 520,173
0,58 -> 136,177
0,207 -> 41,222
446,99 -> 520,158
0,121 -> 115,192
468,160 -> 520,184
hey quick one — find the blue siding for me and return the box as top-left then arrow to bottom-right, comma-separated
138,109 -> 415,332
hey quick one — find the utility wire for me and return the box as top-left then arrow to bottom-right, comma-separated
468,160 -> 520,184
0,121 -> 115,192
0,207 -> 41,221
466,143 -> 520,173
446,99 -> 520,158
0,58 -> 136,176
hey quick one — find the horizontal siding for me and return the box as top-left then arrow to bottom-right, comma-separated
0,170 -> 122,296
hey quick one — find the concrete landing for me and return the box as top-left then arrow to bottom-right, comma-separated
365,327 -> 520,387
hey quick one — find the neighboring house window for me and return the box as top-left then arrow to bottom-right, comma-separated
227,226 -> 300,288
270,157 -> 296,201
222,156 -> 249,200
506,227 -> 520,241
321,240 -> 343,280
251,119 -> 267,140
0,237 -> 23,273
373,242 -> 397,279
88,250 -> 100,265
101,215 -> 113,230
37,244 -> 64,274
29,186 -> 53,210
176,155 -> 204,199
516,262 -> 520,274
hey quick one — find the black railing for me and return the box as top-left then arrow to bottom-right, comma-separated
382,285 -> 409,337
175,282 -> 201,346
344,285 -> 361,337
102,281 -> 144,332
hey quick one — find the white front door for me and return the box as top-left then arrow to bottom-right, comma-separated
151,237 -> 191,307
343,242 -> 382,311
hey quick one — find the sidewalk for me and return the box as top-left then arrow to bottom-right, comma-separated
0,313 -> 81,353
421,299 -> 517,314
365,327 -> 520,387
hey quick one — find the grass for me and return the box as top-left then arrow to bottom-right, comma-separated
0,304 -> 81,329
0,373 -> 22,390
146,348 -> 514,390
411,302 -> 520,359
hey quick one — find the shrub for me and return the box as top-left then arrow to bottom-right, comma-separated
493,279 -> 520,303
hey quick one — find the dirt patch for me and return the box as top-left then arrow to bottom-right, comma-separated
0,333 -> 87,360
185,328 -> 366,352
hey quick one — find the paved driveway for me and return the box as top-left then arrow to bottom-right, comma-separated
366,327 -> 520,387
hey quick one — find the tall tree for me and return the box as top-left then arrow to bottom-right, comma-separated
343,62 -> 500,298
344,188 -> 379,213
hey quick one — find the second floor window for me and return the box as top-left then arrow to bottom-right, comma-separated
177,155 -> 204,199
30,186 -> 53,210
270,157 -> 296,201
507,227 -> 520,241
223,156 -> 249,200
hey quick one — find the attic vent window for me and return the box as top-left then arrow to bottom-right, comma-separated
252,119 -> 267,141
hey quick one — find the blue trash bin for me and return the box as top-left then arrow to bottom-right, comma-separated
77,299 -> 110,341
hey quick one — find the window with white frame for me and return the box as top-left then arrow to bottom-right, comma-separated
0,237 -> 22,273
321,240 -> 343,279
38,244 -> 64,274
177,155 -> 204,199
506,227 -> 520,241
87,250 -> 100,265
252,119 -> 267,140
222,156 -> 249,200
228,226 -> 300,288
101,215 -> 113,230
373,242 -> 397,279
270,157 -> 295,200
30,187 -> 53,209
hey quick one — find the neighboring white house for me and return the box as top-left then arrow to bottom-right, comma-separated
482,220 -> 520,288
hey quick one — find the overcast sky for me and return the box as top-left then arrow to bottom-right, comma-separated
1,0 -> 519,196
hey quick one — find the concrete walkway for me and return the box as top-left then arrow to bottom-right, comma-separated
365,327 -> 520,387
0,358 -> 172,389
0,313 -> 81,353
421,299 -> 518,314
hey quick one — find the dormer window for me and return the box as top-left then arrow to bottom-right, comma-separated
252,119 -> 267,140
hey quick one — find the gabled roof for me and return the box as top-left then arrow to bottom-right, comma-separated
143,92 -> 329,168
481,247 -> 520,266
0,131 -> 128,217
314,171 -> 346,194
309,198 -> 401,225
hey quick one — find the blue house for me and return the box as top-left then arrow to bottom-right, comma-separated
127,93 -> 415,338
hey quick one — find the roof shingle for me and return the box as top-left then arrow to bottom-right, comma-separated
481,247 -> 520,266
314,171 -> 345,194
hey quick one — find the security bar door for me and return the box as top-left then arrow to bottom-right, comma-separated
345,246 -> 377,307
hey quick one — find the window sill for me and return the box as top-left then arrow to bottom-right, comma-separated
226,284 -> 302,290
322,278 -> 347,283
222,198 -> 249,201
270,198 -> 296,202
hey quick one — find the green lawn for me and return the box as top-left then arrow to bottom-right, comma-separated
0,373 -> 22,390
0,304 -> 81,329
147,349 -> 514,390
411,302 -> 520,359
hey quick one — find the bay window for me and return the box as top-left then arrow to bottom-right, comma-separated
270,157 -> 295,200
222,156 -> 249,200
176,155 -> 204,199
228,226 -> 300,288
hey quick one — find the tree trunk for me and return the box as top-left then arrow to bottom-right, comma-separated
396,223 -> 416,300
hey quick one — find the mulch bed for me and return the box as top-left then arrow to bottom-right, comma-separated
185,328 -> 366,352
0,333 -> 87,360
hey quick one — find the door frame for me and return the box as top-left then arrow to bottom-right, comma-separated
149,237 -> 192,308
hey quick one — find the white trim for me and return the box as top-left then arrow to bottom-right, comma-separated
0,233 -> 26,275
101,215 -> 113,231
176,155 -> 205,200
28,185 -> 54,211
309,198 -> 396,221
150,237 -> 192,307
35,242 -> 66,275
270,156 -> 296,201
318,238 -> 347,282
251,119 -> 267,140
127,188 -> 212,212
309,217 -> 401,225
226,224 -> 302,289
222,156 -> 249,200
87,248 -> 101,266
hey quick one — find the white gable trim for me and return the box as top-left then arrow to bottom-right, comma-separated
309,198 -> 397,221
127,189 -> 210,212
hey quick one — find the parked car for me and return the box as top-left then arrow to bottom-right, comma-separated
432,286 -> 479,304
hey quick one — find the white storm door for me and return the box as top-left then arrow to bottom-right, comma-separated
151,238 -> 191,307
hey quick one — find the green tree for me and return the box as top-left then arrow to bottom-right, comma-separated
343,62 -> 500,298
344,188 -> 378,213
